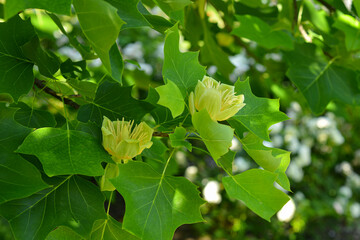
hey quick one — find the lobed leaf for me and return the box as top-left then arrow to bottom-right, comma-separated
163,24 -> 206,97
155,80 -> 185,118
16,127 -> 111,177
77,82 -> 154,125
0,152 -> 49,204
228,79 -> 289,141
110,161 -> 205,240
0,176 -> 106,240
223,169 -> 290,221
192,109 -> 234,162
73,0 -> 125,82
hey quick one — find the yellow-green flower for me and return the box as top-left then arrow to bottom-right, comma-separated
189,76 -> 245,121
101,116 -> 153,163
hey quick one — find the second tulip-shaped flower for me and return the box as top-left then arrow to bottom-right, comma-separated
101,116 -> 153,163
189,76 -> 245,121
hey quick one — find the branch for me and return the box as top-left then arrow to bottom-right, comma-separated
316,0 -> 336,13
152,132 -> 169,137
34,78 -> 80,110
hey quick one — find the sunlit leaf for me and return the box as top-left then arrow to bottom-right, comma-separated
223,169 -> 290,221
17,127 -> 111,177
110,161 -> 204,240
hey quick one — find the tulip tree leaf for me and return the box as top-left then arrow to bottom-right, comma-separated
90,217 -> 139,240
4,0 -> 72,20
110,161 -> 205,240
169,126 -> 192,151
16,127 -> 111,177
163,24 -> 206,97
223,169 -> 290,221
232,15 -> 294,50
46,226 -> 84,240
77,82 -> 154,125
228,79 -> 289,142
154,0 -> 191,13
0,176 -> 107,240
0,16 -> 34,101
218,150 -> 236,175
73,0 -> 125,83
155,80 -> 185,118
192,109 -> 234,161
105,0 -> 151,29
285,44 -> 360,115
240,132 -> 291,191
333,14 -> 360,51
14,102 -> 56,128
0,152 -> 49,204
0,104 -> 32,153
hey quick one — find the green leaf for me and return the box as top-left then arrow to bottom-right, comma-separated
232,15 -> 294,50
285,44 -> 360,115
14,102 -> 56,128
4,0 -> 71,20
228,79 -> 289,141
60,59 -> 90,80
192,109 -> 234,161
169,126 -> 192,151
0,152 -> 49,204
142,138 -> 176,175
77,82 -> 154,125
110,161 -> 204,240
90,217 -> 139,240
0,176 -> 106,240
46,226 -> 83,240
163,24 -> 206,97
138,3 -> 173,33
303,0 -> 330,33
16,127 -> 111,177
0,104 -> 32,153
218,150 -> 236,175
333,13 -> 360,51
223,169 -> 290,221
0,16 -> 34,101
105,0 -> 151,29
21,36 -> 60,78
200,25 -> 235,77
154,0 -> 191,13
155,80 -> 185,118
240,132 -> 291,191
73,0 -> 125,83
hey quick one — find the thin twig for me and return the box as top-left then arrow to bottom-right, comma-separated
152,132 -> 169,137
316,0 -> 336,13
34,78 -> 80,109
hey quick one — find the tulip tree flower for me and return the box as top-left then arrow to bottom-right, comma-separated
189,76 -> 245,121
101,116 -> 154,163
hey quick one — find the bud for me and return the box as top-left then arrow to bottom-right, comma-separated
101,116 -> 154,163
189,76 -> 245,121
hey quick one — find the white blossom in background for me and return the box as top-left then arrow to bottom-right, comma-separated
154,43 -> 164,59
296,144 -> 311,167
234,157 -> 250,172
122,41 -> 144,61
139,63 -> 153,75
207,65 -> 217,76
263,140 -> 273,148
339,185 -> 352,199
333,200 -> 345,215
272,135 -> 284,148
58,46 -> 82,61
286,162 -> 304,182
336,161 -> 353,176
269,122 -> 283,134
229,52 -> 250,82
350,202 -> 360,218
88,58 -> 102,68
230,137 -> 241,151
277,198 -> 296,222
264,52 -> 282,62
185,166 -> 198,182
203,181 -> 222,204
255,63 -> 266,72
175,151 -> 186,167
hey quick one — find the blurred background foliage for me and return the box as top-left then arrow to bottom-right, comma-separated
1,0 -> 360,239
